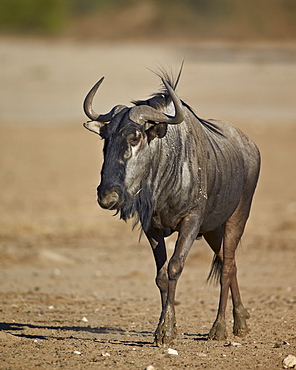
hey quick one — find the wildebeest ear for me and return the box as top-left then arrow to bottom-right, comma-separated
146,123 -> 167,142
83,121 -> 106,137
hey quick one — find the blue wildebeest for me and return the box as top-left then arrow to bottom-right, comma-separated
83,71 -> 260,347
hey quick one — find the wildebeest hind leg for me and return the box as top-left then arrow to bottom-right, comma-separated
209,197 -> 252,340
230,267 -> 250,337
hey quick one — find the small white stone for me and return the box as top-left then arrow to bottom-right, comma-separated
283,355 -> 296,368
197,352 -> 207,357
48,305 -> 54,310
81,317 -> 88,322
73,351 -> 81,355
145,366 -> 156,370
225,341 -> 242,347
101,351 -> 110,357
166,348 -> 178,355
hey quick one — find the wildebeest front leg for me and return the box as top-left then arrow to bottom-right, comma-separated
146,227 -> 168,309
154,215 -> 202,347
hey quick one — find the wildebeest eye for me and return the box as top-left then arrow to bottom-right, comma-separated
127,130 -> 142,147
129,137 -> 141,147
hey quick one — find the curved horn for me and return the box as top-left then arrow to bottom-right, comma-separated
129,79 -> 184,125
83,77 -> 118,122
83,77 -> 104,121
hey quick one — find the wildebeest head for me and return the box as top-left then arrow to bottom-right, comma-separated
83,77 -> 184,224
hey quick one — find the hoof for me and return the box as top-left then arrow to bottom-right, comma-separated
208,318 -> 228,340
154,306 -> 177,347
233,306 -> 250,337
154,325 -> 177,347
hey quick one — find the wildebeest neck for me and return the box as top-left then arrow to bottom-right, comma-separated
128,115 -> 208,232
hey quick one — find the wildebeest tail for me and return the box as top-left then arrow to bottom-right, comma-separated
207,254 -> 223,285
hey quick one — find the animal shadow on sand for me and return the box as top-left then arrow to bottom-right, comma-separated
0,322 -> 153,347
0,322 -> 209,346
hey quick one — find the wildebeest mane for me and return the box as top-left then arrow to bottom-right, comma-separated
132,68 -> 224,137
132,66 -> 182,109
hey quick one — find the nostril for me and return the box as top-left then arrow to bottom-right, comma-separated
97,187 -> 120,210
107,191 -> 119,204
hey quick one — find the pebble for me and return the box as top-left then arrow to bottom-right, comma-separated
101,351 -> 111,357
166,348 -> 178,355
81,317 -> 88,322
145,366 -> 156,370
73,351 -> 81,355
283,355 -> 296,369
225,341 -> 242,347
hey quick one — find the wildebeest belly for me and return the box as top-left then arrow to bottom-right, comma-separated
200,159 -> 245,233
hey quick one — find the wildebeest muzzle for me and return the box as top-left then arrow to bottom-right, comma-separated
97,184 -> 123,210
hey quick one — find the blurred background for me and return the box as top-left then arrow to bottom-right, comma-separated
0,0 -> 296,41
1,0 -> 296,40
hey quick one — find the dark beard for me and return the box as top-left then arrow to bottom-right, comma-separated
119,183 -> 153,233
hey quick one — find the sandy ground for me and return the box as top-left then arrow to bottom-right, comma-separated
0,38 -> 295,369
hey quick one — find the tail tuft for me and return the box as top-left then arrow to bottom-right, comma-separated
207,254 -> 223,285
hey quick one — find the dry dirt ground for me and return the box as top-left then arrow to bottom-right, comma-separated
0,38 -> 295,369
